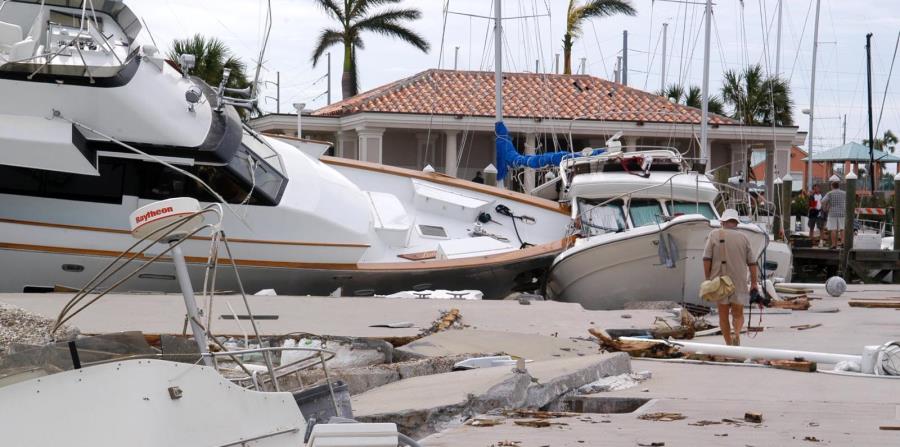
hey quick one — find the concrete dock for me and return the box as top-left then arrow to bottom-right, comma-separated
1,285 -> 899,444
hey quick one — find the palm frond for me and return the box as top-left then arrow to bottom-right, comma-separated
354,9 -> 429,52
311,0 -> 345,22
569,0 -> 636,36
349,0 -> 402,20
311,28 -> 345,66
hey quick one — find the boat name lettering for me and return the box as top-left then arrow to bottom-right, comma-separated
135,207 -> 175,224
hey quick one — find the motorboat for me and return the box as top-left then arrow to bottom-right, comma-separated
542,148 -> 790,310
0,0 -> 571,299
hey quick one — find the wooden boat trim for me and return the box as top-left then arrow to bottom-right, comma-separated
320,155 -> 570,215
0,218 -> 370,249
0,237 -> 571,271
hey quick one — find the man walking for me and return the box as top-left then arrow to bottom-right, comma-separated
808,184 -> 824,246
703,209 -> 760,346
821,175 -> 847,249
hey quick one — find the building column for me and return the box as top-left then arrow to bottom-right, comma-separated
356,127 -> 384,163
415,132 -> 438,169
764,144 -> 776,199
338,130 -> 358,160
625,136 -> 639,152
523,132 -> 537,192
444,130 -> 459,177
729,143 -> 746,176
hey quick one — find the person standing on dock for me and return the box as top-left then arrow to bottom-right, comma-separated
821,175 -> 847,249
808,184 -> 824,246
703,209 -> 760,346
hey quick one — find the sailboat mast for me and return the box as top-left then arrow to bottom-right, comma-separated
775,0 -> 783,76
700,0 -> 712,171
494,0 -> 503,121
806,0 -> 821,191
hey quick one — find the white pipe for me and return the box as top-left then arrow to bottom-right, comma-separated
775,282 -> 827,289
619,337 -> 861,364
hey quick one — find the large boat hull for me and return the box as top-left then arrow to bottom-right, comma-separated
546,216 -> 769,310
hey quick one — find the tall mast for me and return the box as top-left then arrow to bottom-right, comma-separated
866,33 -> 875,192
494,0 -> 503,122
806,0 -> 821,191
700,0 -> 712,171
775,0 -> 783,76
661,23 -> 668,92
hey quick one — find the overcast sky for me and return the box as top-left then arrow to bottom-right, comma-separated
131,0 -> 900,153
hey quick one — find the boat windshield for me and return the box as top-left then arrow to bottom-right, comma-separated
667,201 -> 716,220
629,199 -> 664,227
578,198 -> 626,236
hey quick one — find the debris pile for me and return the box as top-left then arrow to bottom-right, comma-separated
0,303 -> 78,355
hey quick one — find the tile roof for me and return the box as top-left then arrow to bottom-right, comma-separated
312,69 -> 739,125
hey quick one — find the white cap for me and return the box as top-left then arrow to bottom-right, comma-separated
720,208 -> 740,223
829,174 -> 841,182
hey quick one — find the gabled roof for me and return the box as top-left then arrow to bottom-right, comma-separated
312,69 -> 740,125
804,142 -> 900,162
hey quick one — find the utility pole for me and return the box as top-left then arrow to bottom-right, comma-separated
622,30 -> 628,86
615,56 -> 621,83
775,0 -> 783,77
275,71 -> 280,113
867,32 -> 876,192
580,57 -> 587,75
554,53 -> 560,74
700,0 -> 712,171
806,0 -> 821,191
326,52 -> 332,105
843,114 -> 847,145
535,59 -> 539,73
494,0 -> 502,122
454,46 -> 460,70
661,23 -> 668,92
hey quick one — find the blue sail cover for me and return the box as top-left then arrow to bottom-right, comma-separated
495,121 -> 604,180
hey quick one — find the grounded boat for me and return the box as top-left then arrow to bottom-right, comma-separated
0,0 -> 571,298
543,149 -> 789,310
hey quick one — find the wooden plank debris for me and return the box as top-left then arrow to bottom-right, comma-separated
638,412 -> 686,422
744,412 -> 763,423
588,328 -> 682,359
879,426 -> 900,430
769,359 -> 817,372
512,419 -> 568,428
771,298 -> 811,310
790,324 -> 822,331
848,300 -> 900,308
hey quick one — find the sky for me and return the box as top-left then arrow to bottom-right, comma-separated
130,0 -> 900,154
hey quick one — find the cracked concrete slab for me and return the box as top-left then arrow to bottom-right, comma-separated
351,353 -> 630,438
394,329 -> 600,361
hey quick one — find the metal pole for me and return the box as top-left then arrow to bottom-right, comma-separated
494,0 -> 502,122
661,23 -> 668,92
893,174 -> 900,277
700,0 -> 712,171
773,177 -> 783,241
326,52 -> 332,105
555,53 -> 559,74
580,57 -> 587,75
841,171 -> 857,277
170,242 -> 212,367
615,56 -> 621,83
775,0 -> 783,77
842,114 -> 847,145
275,71 -> 280,114
622,30 -> 628,85
535,59 -> 539,73
806,0 -> 821,191
454,46 -> 459,70
866,33 -> 876,193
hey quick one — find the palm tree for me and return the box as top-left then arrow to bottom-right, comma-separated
563,0 -> 636,75
167,34 -> 248,90
864,130 -> 898,152
658,84 -> 725,115
720,64 -> 793,126
310,0 -> 429,99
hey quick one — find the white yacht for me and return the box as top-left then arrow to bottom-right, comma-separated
0,0 -> 571,298
543,149 -> 791,310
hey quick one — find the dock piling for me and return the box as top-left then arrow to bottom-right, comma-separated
782,172 -> 793,239
841,172 -> 857,277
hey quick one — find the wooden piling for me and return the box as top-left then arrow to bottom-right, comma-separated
484,163 -> 498,187
841,172 -> 857,277
782,173 -> 793,239
894,173 -> 900,283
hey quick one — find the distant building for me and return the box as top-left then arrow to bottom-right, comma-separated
751,146 -> 828,191
805,141 -> 900,192
250,69 -> 803,193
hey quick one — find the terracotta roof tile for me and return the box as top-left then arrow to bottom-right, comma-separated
312,69 -> 738,125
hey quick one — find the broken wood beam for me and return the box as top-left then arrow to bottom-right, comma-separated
769,359 -> 817,372
848,300 -> 900,309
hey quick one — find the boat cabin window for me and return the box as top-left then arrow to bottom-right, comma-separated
667,201 -> 716,220
0,160 -> 125,204
628,199 -> 664,227
577,198 -> 626,236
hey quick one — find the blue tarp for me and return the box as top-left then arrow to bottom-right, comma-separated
495,121 -> 604,180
